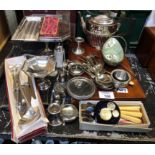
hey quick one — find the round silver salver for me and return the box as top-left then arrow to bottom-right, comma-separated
66,77 -> 96,100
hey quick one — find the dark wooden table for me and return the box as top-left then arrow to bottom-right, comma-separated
68,43 -> 145,101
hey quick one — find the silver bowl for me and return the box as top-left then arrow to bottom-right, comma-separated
26,56 -> 55,78
68,63 -> 85,76
61,104 -> 78,122
111,69 -> 131,88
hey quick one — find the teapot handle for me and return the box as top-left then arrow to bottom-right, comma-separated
109,22 -> 121,36
111,35 -> 127,53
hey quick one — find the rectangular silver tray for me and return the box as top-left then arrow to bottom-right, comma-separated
12,16 -> 42,41
79,100 -> 151,133
12,15 -> 71,42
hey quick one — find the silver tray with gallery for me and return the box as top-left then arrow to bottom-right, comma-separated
79,100 -> 151,133
11,14 -> 71,42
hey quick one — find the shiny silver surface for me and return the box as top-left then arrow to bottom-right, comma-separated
18,107 -> 40,128
12,16 -> 42,41
113,69 -> 129,81
18,70 -> 40,126
92,15 -> 114,25
9,65 -> 41,127
72,37 -> 85,55
68,63 -> 85,76
26,56 -> 55,78
95,72 -> 114,90
54,44 -> 65,68
48,103 -> 62,126
61,104 -> 78,122
48,103 -> 61,115
111,69 -> 131,88
12,15 -> 71,42
54,82 -> 66,96
67,77 -> 96,100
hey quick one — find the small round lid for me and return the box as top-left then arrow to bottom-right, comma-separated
91,15 -> 114,25
67,77 -> 96,100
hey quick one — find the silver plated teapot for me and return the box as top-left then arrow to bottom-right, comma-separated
79,11 -> 121,49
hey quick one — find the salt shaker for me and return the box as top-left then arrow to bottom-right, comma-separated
54,44 -> 65,68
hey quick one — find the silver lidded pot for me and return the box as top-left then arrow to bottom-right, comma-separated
79,11 -> 120,49
86,15 -> 118,36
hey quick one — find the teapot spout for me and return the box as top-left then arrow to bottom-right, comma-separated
78,11 -> 86,30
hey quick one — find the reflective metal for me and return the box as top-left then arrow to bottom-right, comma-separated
67,77 -> 96,100
72,37 -> 85,55
111,69 -> 131,88
25,56 -> 56,78
61,104 -> 78,122
48,103 -> 62,126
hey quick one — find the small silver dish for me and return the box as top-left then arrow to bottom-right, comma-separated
68,63 -> 85,76
67,77 -> 96,100
111,69 -> 131,88
95,72 -> 114,90
113,69 -> 129,82
61,104 -> 78,122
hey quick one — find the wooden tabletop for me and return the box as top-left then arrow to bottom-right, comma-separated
68,42 -> 145,101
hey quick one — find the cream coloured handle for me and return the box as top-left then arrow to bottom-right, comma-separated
121,111 -> 142,118
119,106 -> 141,111
121,114 -> 142,124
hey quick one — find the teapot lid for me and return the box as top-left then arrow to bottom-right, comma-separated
91,15 -> 114,25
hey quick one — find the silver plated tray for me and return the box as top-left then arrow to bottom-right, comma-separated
67,77 -> 96,100
12,15 -> 71,42
12,16 -> 42,41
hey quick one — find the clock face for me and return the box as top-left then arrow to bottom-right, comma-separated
102,37 -> 124,66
